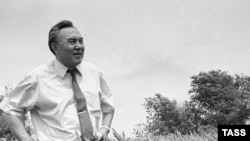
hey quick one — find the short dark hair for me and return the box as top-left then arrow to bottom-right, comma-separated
48,20 -> 74,54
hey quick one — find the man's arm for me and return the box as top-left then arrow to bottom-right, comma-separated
101,110 -> 114,130
97,110 -> 115,140
3,112 -> 32,141
98,71 -> 115,140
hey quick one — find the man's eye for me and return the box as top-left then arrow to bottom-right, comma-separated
68,39 -> 77,44
79,39 -> 83,44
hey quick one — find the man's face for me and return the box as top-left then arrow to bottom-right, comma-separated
54,27 -> 85,68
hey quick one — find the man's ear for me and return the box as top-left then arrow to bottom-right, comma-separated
51,42 -> 58,54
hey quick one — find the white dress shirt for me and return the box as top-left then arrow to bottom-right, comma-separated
0,59 -> 115,141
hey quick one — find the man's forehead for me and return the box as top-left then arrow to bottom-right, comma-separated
58,27 -> 82,39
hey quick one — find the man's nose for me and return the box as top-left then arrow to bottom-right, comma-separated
75,42 -> 84,49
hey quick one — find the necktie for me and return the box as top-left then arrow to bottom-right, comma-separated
68,69 -> 95,140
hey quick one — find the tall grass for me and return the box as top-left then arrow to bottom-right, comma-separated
112,128 -> 217,141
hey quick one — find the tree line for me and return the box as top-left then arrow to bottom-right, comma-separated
134,70 -> 250,137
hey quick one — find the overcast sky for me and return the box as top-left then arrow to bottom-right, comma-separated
1,0 -> 250,137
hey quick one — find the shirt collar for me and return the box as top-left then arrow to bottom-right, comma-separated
54,59 -> 83,78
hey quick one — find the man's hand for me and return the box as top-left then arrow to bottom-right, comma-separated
96,127 -> 109,141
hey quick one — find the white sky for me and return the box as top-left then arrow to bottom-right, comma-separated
1,0 -> 250,137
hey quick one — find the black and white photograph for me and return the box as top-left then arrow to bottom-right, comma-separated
0,0 -> 250,141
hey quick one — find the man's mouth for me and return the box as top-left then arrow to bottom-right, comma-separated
73,52 -> 82,56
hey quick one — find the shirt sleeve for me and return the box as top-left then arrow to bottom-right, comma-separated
0,73 -> 38,117
98,72 -> 115,113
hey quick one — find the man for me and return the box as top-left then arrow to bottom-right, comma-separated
0,20 -> 115,141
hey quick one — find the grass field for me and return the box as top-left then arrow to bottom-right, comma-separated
112,128 -> 217,141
